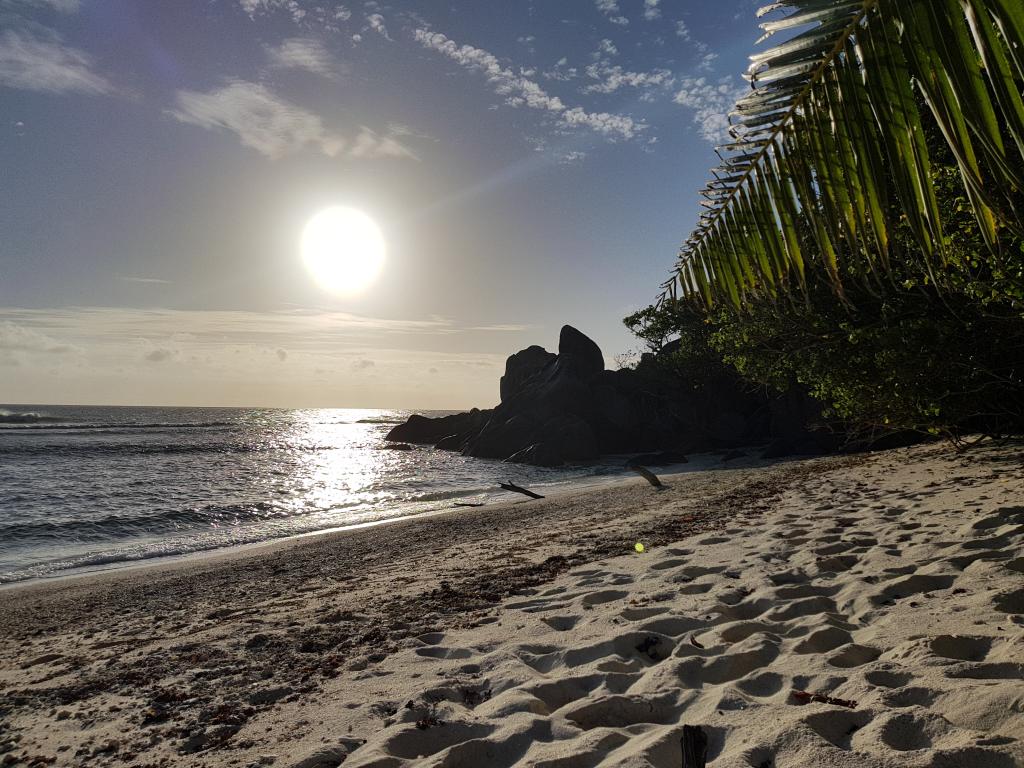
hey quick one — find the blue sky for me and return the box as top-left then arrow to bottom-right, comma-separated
0,0 -> 761,408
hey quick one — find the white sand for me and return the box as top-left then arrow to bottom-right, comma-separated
1,442 -> 1022,767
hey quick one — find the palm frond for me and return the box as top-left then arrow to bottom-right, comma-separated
671,0 -> 1024,307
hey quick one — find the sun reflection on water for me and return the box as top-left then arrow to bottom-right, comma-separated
274,409 -> 397,526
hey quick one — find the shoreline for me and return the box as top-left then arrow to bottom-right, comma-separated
0,453 -> 713,591
2,443 -> 1021,767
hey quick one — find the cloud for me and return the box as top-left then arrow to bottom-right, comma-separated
170,80 -> 415,159
643,0 -> 661,21
0,320 -> 79,354
2,0 -> 79,11
144,347 -> 174,363
0,308 -> 511,408
595,0 -> 628,25
365,13 -> 391,40
558,150 -> 586,164
413,30 -> 645,141
584,63 -> 674,95
675,19 -> 711,55
467,323 -> 532,332
0,28 -> 113,95
596,38 -> 617,57
266,38 -> 338,78
542,57 -> 576,82
238,0 -> 305,23
673,75 -> 746,142
118,275 -> 171,285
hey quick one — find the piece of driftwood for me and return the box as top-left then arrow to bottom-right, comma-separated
680,725 -> 708,768
628,464 -> 664,488
453,502 -> 485,507
499,482 -> 545,500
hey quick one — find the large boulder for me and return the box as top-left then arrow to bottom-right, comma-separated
557,325 -> 604,378
499,345 -> 556,403
386,409 -> 490,445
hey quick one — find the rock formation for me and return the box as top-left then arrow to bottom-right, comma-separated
386,325 -> 834,466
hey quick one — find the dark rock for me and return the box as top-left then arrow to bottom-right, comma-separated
434,433 -> 469,451
506,442 -> 564,467
558,324 -> 604,377
386,409 -> 490,445
382,324 -> 835,467
500,345 -> 556,403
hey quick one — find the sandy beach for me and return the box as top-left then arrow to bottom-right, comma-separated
1,442 -> 1022,767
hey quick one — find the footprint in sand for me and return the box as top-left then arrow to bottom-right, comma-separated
945,661 -> 1024,680
541,614 -> 580,631
882,686 -> 938,708
733,670 -> 785,697
929,635 -> 993,662
581,589 -> 629,607
827,643 -> 881,668
864,669 -> 915,688
802,709 -> 874,750
562,692 -> 679,730
993,586 -> 1024,614
618,606 -> 669,621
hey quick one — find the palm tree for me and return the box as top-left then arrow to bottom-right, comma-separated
669,0 -> 1024,308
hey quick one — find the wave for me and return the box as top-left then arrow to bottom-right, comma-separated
0,410 -> 65,425
0,501 -> 299,543
355,417 -> 406,424
0,420 -> 235,431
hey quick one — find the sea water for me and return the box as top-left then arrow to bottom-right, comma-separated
0,405 -> 634,584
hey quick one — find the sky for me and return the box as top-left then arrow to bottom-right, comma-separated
0,0 -> 762,409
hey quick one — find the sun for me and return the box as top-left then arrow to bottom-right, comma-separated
301,207 -> 386,296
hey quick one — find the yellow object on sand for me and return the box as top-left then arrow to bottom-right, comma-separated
634,542 -> 645,553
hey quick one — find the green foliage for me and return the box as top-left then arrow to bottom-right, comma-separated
631,136 -> 1024,438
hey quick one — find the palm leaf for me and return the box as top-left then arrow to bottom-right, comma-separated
670,0 -> 1024,307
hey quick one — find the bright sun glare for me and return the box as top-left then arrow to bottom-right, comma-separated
301,207 -> 386,296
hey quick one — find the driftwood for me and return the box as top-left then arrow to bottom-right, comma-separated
680,725 -> 708,768
499,482 -> 545,500
628,464 -> 664,488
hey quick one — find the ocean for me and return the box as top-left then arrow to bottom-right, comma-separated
0,405 -> 635,584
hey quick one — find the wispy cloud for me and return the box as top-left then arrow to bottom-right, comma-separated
0,28 -> 113,95
1,0 -> 79,11
0,320 -> 81,355
643,0 -> 661,21
0,307 -> 531,345
0,308 -> 512,406
170,80 -> 415,160
467,323 -> 533,332
673,75 -> 746,142
595,0 -> 628,26
117,275 -> 171,285
266,37 -> 338,79
584,63 -> 674,95
413,30 -> 645,141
